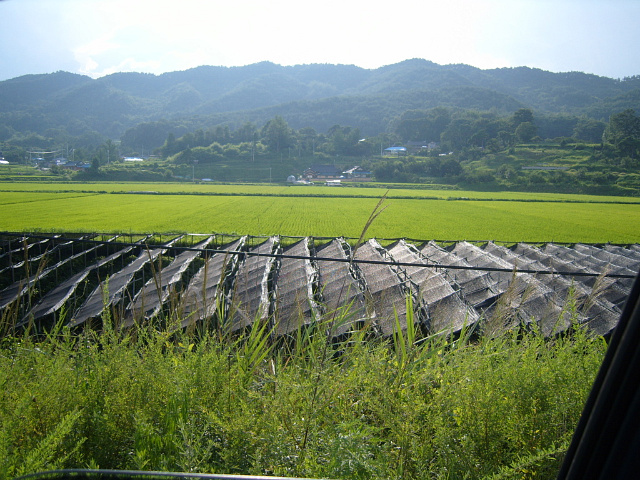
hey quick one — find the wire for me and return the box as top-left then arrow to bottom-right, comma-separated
1,232 -> 637,279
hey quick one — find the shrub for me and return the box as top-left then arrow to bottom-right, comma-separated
0,308 -> 606,479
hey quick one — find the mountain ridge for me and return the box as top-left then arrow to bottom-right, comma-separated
0,59 -> 638,140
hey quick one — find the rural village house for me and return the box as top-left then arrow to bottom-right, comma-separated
303,164 -> 372,181
342,166 -> 372,179
383,146 -> 407,156
303,164 -> 343,179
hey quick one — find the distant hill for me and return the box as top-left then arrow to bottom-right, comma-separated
1,59 -> 638,141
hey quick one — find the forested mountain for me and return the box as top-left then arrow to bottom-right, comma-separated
1,59 -> 639,144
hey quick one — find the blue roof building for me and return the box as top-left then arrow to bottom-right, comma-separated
383,146 -> 407,156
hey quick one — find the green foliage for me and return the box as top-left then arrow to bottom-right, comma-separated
0,310 -> 607,478
512,108 -> 535,128
121,121 -> 189,153
603,109 -> 640,159
572,117 -> 606,143
1,62 -> 639,153
516,122 -> 538,143
2,93 -> 638,197
1,185 -> 640,242
262,116 -> 292,153
373,157 -> 463,183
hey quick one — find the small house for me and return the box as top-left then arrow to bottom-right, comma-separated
303,164 -> 343,179
383,146 -> 407,157
342,166 -> 372,179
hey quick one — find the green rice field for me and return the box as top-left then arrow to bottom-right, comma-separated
2,181 -> 640,202
1,183 -> 639,243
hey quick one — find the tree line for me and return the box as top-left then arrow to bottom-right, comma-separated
155,107 -> 637,164
2,107 -> 639,195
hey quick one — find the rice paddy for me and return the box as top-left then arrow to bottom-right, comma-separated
1,184 -> 639,243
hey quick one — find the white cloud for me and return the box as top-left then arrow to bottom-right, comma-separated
73,33 -> 122,76
2,0 -> 639,80
90,58 -> 165,79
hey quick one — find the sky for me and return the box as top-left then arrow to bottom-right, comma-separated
1,0 -> 639,82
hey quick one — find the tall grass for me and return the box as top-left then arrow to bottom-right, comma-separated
0,299 -> 607,479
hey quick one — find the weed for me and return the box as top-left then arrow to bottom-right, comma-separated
0,304 -> 608,479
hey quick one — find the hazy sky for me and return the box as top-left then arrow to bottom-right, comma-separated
1,0 -> 638,82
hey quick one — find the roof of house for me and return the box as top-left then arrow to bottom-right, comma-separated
305,164 -> 342,175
